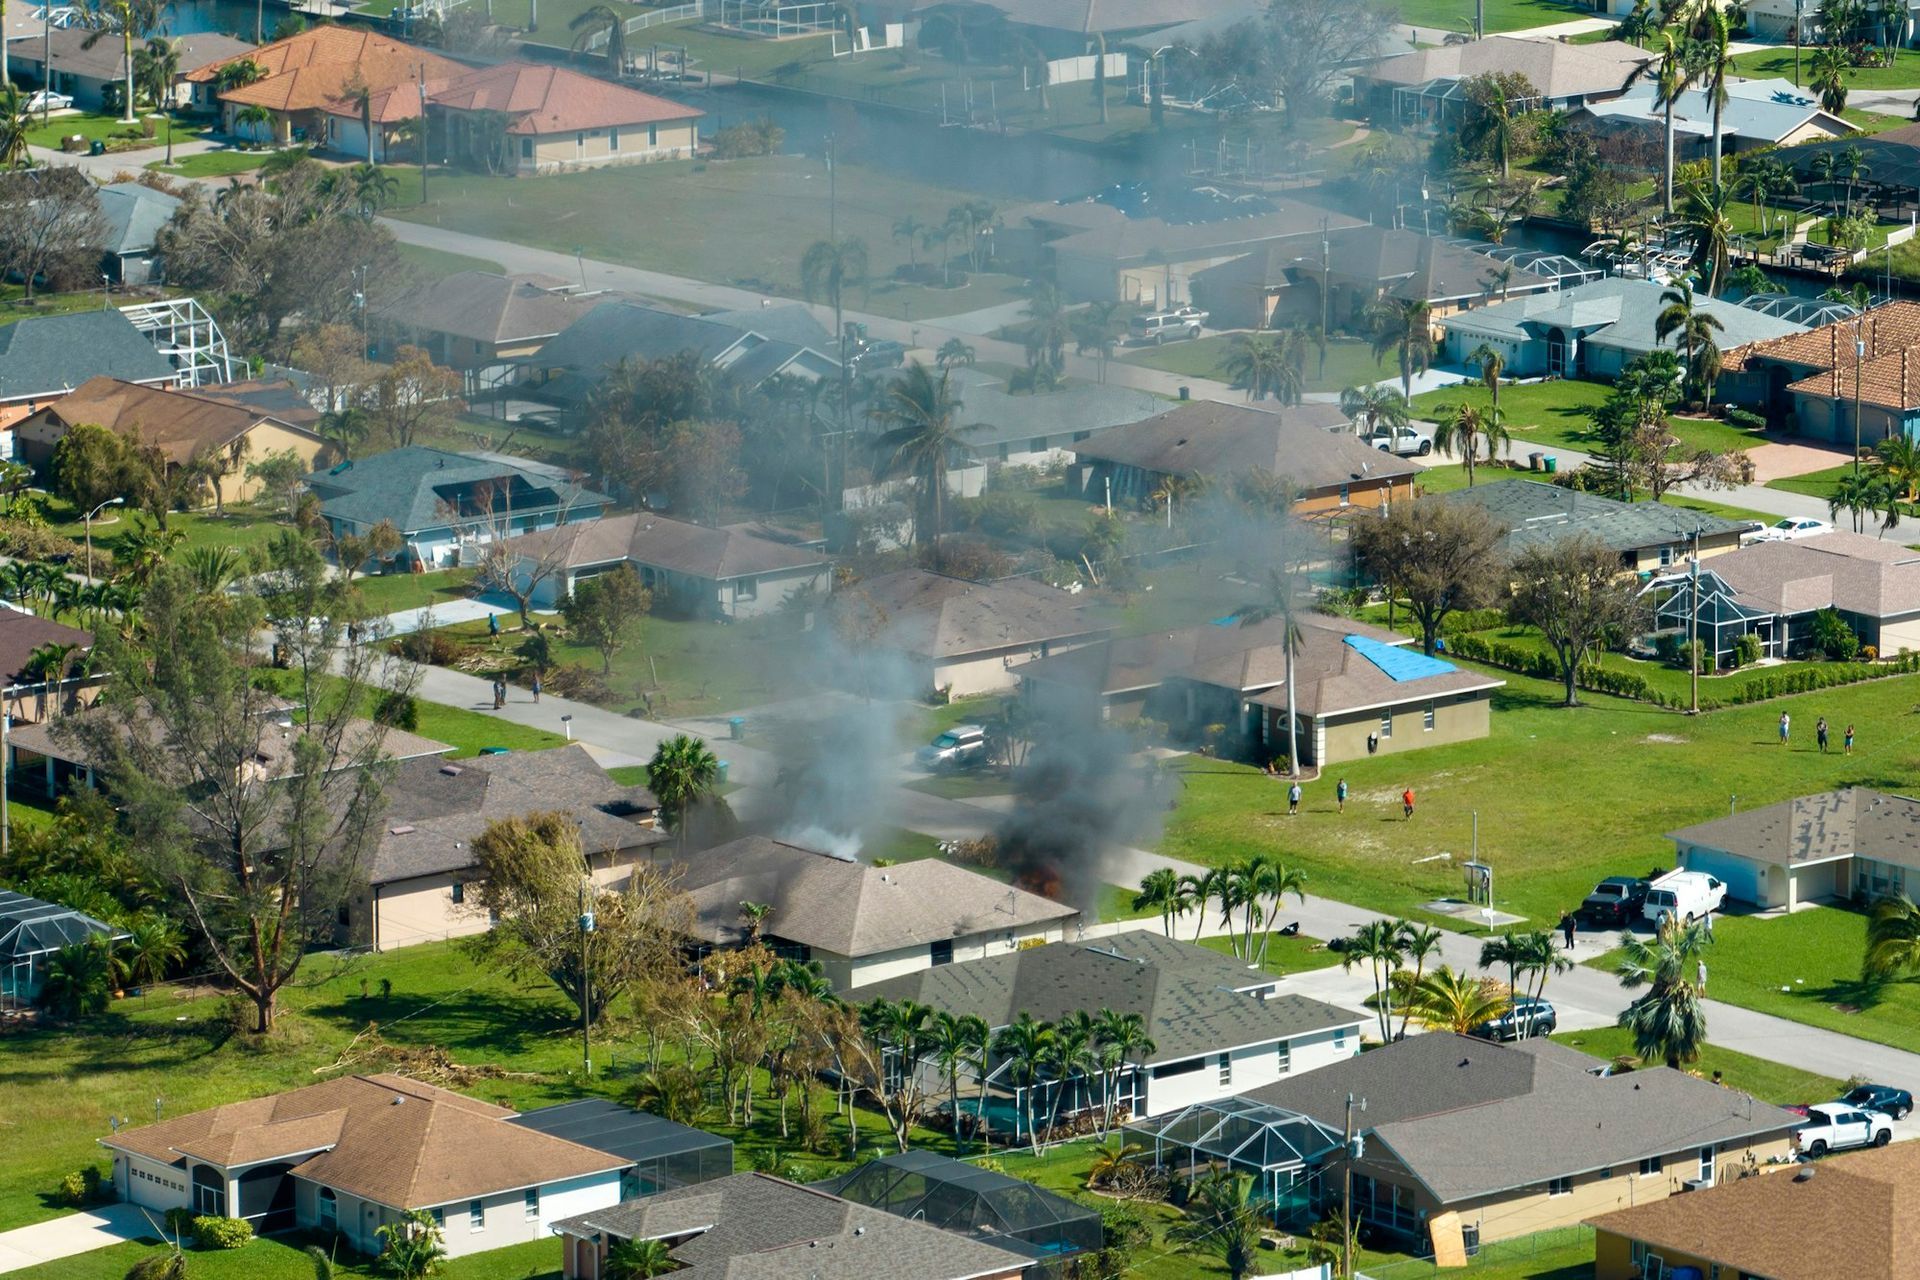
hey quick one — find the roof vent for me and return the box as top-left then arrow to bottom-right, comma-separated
853,1227 -> 865,1236
441,764 -> 463,776
389,824 -> 416,835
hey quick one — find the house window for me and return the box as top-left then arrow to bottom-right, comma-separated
1339,483 -> 1351,506
1547,1176 -> 1572,1197
648,123 -> 658,146
734,577 -> 758,602
469,1199 -> 484,1232
1699,1145 -> 1715,1183
1030,437 -> 1047,454
576,132 -> 586,151
337,904 -> 350,926
1638,1156 -> 1663,1177
1659,544 -> 1677,567
318,1188 -> 337,1231
520,137 -> 532,159
1379,709 -> 1393,739
1334,1027 -> 1349,1050
431,1207 -> 445,1229
1423,703 -> 1435,731
609,127 -> 619,150
450,882 -> 464,905
524,1188 -> 539,1221
1276,1041 -> 1291,1074
930,939 -> 954,966
1217,1053 -> 1232,1086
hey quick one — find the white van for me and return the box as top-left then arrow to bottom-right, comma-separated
1642,870 -> 1727,928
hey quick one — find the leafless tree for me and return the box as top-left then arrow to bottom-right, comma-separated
0,168 -> 106,300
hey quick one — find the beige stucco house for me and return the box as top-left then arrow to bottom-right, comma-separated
431,63 -> 701,176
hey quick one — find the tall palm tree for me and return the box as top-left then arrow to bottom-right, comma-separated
1223,332 -> 1300,404
799,236 -> 868,345
1340,384 -> 1410,439
1133,867 -> 1182,936
1403,966 -> 1509,1035
1251,860 -> 1307,966
1656,280 -> 1727,410
1230,565 -> 1307,777
1044,1012 -> 1098,1142
1343,919 -> 1407,1042
1478,930 -> 1528,997
1468,342 -> 1506,419
1836,143 -> 1872,218
991,1012 -> 1056,1154
926,1010 -> 979,1142
1514,929 -> 1573,1004
133,35 -> 179,112
1188,867 -> 1227,942
569,4 -> 628,75
1697,6 -> 1735,190
891,213 -> 926,270
1433,401 -> 1511,488
1395,923 -> 1444,1039
1366,298 -> 1435,401
1681,180 -> 1735,298
1615,920 -> 1713,1069
645,733 -> 720,854
1865,893 -> 1920,980
871,362 -> 973,556
1830,467 -> 1899,536
1811,41 -> 1851,115
79,0 -> 161,124
1625,28 -> 1694,215
936,337 -> 975,368
1092,1008 -> 1154,1133
1072,300 -> 1126,382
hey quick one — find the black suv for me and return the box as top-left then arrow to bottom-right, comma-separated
1578,876 -> 1649,928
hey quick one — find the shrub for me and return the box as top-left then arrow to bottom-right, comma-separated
164,1207 -> 196,1236
372,689 -> 420,731
1863,644 -> 1879,662
56,1172 -> 86,1206
1732,633 -> 1762,668
191,1216 -> 252,1250
1810,608 -> 1861,661
1724,406 -> 1767,429
392,629 -> 465,666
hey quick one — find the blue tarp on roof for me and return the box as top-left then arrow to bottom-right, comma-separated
1344,634 -> 1460,682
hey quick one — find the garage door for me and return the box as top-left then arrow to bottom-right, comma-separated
1879,617 -> 1920,658
1679,846 -> 1764,906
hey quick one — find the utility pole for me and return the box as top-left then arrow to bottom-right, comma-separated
417,67 -> 429,202
825,130 -> 837,244
578,881 -> 595,1076
1854,317 -> 1867,531
1343,1093 -> 1366,1280
2,713 -> 11,865
1688,523 -> 1701,715
1318,216 -> 1331,382
1794,0 -> 1805,87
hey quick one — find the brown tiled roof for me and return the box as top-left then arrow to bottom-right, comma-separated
1721,299 -> 1920,373
428,61 -> 702,135
102,1074 -> 623,1208
1360,35 -> 1650,99
21,376 -> 326,467
1587,1140 -> 1920,1280
1785,344 -> 1920,411
189,28 -> 465,115
377,271 -> 604,348
0,608 -> 91,686
839,569 -> 1108,660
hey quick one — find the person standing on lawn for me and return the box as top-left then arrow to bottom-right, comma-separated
1846,723 -> 1855,754
1779,712 -> 1791,747
1696,959 -> 1708,994
1402,787 -> 1416,820
1336,778 -> 1348,813
1817,717 -> 1830,753
1287,781 -> 1302,815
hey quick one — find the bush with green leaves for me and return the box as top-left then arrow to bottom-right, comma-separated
1732,633 -> 1763,668
189,1216 -> 252,1250
1810,608 -> 1861,661
374,1208 -> 444,1278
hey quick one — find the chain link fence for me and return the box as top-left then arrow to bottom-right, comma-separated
1356,1225 -> 1594,1280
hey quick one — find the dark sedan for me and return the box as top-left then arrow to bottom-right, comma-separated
1470,996 -> 1557,1042
1841,1083 -> 1914,1120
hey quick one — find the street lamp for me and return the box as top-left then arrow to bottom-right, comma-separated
84,497 -> 123,581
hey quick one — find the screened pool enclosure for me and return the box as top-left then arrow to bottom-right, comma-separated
1126,1097 -> 1343,1227
821,1150 -> 1102,1263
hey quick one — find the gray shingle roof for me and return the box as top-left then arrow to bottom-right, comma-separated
1249,1033 -> 1799,1205
1581,78 -> 1855,147
301,447 -> 610,534
1440,478 -> 1747,555
1215,226 -> 1558,306
703,304 -> 835,352
377,272 -> 607,347
96,182 -> 182,258
1667,786 -> 1920,871
0,607 -> 91,685
0,310 -> 177,402
520,301 -> 835,406
17,27 -> 254,85
840,569 -> 1108,660
501,511 -> 828,583
847,930 -> 1360,1065
1687,531 -> 1920,619
1439,276 -> 1807,357
1070,401 -> 1406,493
943,366 -> 1163,449
1359,35 -> 1650,100
1048,201 -> 1362,264
669,836 -> 1076,956
552,1172 -> 1030,1280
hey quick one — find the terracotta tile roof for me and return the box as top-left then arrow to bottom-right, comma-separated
189,28 -> 465,116
1785,343 -> 1920,411
428,62 -> 702,135
102,1074 -> 624,1207
1721,299 -> 1920,373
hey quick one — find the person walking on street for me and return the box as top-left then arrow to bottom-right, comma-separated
1402,787 -> 1416,820
1287,781 -> 1302,815
1560,911 -> 1576,950
1779,711 -> 1790,746
492,679 -> 504,710
1696,959 -> 1708,994
1817,717 -> 1830,753
1336,778 -> 1348,813
1846,724 -> 1856,755
531,673 -> 542,703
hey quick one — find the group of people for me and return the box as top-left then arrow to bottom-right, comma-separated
1778,712 -> 1853,754
1264,765 -> 1414,819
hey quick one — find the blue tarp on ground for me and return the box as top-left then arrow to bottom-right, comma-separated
1344,634 -> 1461,682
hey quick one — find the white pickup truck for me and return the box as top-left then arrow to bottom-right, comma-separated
1364,425 -> 1433,457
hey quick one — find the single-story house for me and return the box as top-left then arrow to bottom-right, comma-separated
0,606 -> 95,724
185,27 -> 465,150
15,28 -> 253,113
373,271 -> 609,376
1574,78 -> 1856,162
513,300 -> 838,412
849,930 -> 1365,1140
1019,612 -> 1505,767
1648,530 -> 1920,664
0,310 -> 179,412
1589,1139 -> 1920,1280
1438,276 -> 1809,380
1192,226 -> 1561,334
346,745 -> 668,952
497,511 -> 830,619
945,365 -> 1163,468
0,889 -> 127,1006
101,1074 -> 627,1258
1719,299 -> 1920,435
1668,785 -> 1920,909
504,1099 -> 732,1203
302,447 -> 611,571
16,376 -> 335,505
1048,200 -> 1362,305
994,200 -> 1129,277
95,182 -> 182,286
1352,36 -> 1650,127
831,568 -> 1110,698
670,835 -> 1077,990
551,1172 -> 1031,1280
429,62 -> 702,175
1246,1032 -> 1801,1253
1068,401 -> 1413,519
1441,478 -> 1749,573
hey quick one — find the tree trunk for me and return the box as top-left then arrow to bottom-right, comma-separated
1663,102 -> 1675,215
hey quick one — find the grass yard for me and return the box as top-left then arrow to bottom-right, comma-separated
1549,1025 -> 1845,1106
1158,664 -> 1920,932
352,568 -> 477,617
5,1236 -> 562,1280
1455,621 -> 1845,705
1732,45 -> 1920,89
1385,0 -> 1595,34
36,500 -> 292,566
145,148 -> 270,178
26,112 -> 203,152
384,156 -> 1036,322
395,242 -> 505,278
1121,335 -> 1398,395
1194,932 -> 1343,977
1410,379 -> 1614,456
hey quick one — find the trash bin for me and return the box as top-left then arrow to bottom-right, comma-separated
1529,451 -> 1545,472
88,140 -> 105,156
715,759 -> 730,784
729,715 -> 745,741
479,746 -> 510,755
1544,455 -> 1558,474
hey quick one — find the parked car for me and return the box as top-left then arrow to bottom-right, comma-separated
1578,876 -> 1650,928
848,338 -> 908,374
916,725 -> 988,771
25,90 -> 72,113
1469,996 -> 1557,1041
1642,869 -> 1726,928
1840,1083 -> 1914,1120
1363,425 -> 1433,457
1793,1102 -> 1893,1156
1751,517 -> 1833,543
1128,306 -> 1207,344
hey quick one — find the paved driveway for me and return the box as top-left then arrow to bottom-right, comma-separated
0,1203 -> 155,1274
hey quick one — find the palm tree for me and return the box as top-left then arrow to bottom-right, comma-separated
991,1012 -> 1056,1155
1697,6 -> 1735,190
1230,565 -> 1307,777
1865,893 -> 1920,980
1812,42 -> 1851,115
1403,966 -> 1509,1035
1366,297 -> 1435,401
132,35 -> 178,112
870,362 -> 973,556
927,1009 -> 983,1141
1464,87 -> 1519,180
1468,343 -> 1506,419
936,337 -> 975,368
799,237 -> 868,344
568,4 -> 628,75
891,213 -> 926,270
1433,401 -> 1511,488
0,86 -> 28,169
1171,1171 -> 1264,1280
1043,1012 -> 1097,1142
1071,301 -> 1125,383
1725,264 -> 1783,299
235,103 -> 276,147
212,58 -> 265,95
1251,860 -> 1307,965
1395,923 -> 1444,1038
1086,1134 -> 1143,1187
1656,280 -> 1727,410
1514,928 -> 1573,1004
737,901 -> 773,942
1343,919 -> 1407,1042
606,1238 -> 676,1280
1625,28 -> 1694,214
1836,143 -> 1872,218
1830,467 -> 1899,536
1615,920 -> 1713,1069
1133,867 -> 1182,936
79,0 -> 162,124
1340,384 -> 1410,439
39,937 -> 114,1018
1187,867 -> 1227,942
1005,33 -> 1050,112
1875,435 -> 1920,503
645,733 -> 720,853
1019,281 -> 1072,375
1681,180 -> 1735,298
350,163 -> 399,214
113,913 -> 184,987
1478,930 -> 1528,998
1092,1007 -> 1153,1133
1222,332 -> 1299,404
634,1065 -> 707,1126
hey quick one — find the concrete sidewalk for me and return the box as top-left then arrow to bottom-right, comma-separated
0,1204 -> 156,1275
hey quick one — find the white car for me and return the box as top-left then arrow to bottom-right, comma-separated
1793,1102 -> 1893,1157
1128,306 -> 1208,344
24,90 -> 72,113
1750,517 -> 1833,543
1364,425 -> 1433,457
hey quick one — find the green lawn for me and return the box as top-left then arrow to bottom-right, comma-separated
1385,0 -> 1595,33
1410,379 -> 1615,456
1767,462 -> 1868,505
1456,621 -> 1847,704
1122,335 -> 1398,395
145,149 -> 271,178
1733,45 -> 1920,89
1550,1025 -> 1844,1106
1159,664 -> 1920,931
1194,932 -> 1342,977
384,156 -> 1036,322
6,1236 -> 562,1280
396,242 -> 505,279
36,500 -> 291,567
352,568 -> 476,617
27,111 -> 203,152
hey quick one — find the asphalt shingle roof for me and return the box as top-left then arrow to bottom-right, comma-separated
1580,78 -> 1855,146
0,310 -> 176,402
1047,201 -> 1361,264
96,182 -> 182,257
1688,530 -> 1920,618
1241,225 -> 1559,305
1667,785 -> 1920,870
301,446 -> 609,533
838,569 -> 1108,660
1069,401 -> 1406,493
502,511 -> 827,583
0,607 -> 91,685
943,366 -> 1165,449
1441,478 -> 1747,555
1441,276 -> 1807,357
519,301 -> 833,405
1360,35 -> 1650,99
847,930 -> 1360,1065
377,272 -> 607,348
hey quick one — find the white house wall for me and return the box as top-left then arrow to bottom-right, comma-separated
1141,1023 -> 1361,1118
933,636 -> 1102,699
810,920 -> 1072,990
